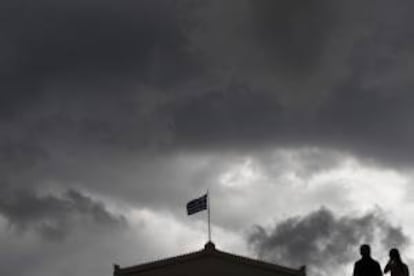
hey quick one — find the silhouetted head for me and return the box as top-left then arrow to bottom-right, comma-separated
360,244 -> 371,258
389,248 -> 401,261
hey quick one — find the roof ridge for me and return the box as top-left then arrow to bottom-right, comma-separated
115,248 -> 206,274
114,243 -> 305,276
212,249 -> 303,275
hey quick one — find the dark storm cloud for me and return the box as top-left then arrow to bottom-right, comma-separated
169,0 -> 414,166
249,0 -> 337,72
1,0 -> 414,239
0,188 -> 126,241
1,0 -> 194,79
0,1 -> 413,247
0,138 -> 126,241
171,86 -> 284,147
1,0 -> 414,166
248,208 -> 409,276
0,0 -> 199,123
0,139 -> 47,174
0,0 -> 197,157
317,89 -> 414,165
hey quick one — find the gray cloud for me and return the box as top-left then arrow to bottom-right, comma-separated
0,0 -> 413,243
1,0 -> 414,166
0,188 -> 126,241
249,0 -> 337,72
248,208 -> 409,276
1,0 -> 195,79
166,1 -> 414,167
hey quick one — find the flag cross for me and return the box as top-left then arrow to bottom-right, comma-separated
186,194 -> 207,215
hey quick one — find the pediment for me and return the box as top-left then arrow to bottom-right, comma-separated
114,242 -> 306,276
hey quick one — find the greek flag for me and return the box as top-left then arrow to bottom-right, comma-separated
186,194 -> 207,215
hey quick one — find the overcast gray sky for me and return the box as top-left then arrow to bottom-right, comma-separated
2,1 -> 414,276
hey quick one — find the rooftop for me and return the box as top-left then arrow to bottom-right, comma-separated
114,242 -> 306,276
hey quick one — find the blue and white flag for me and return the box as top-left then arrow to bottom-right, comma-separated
186,194 -> 207,215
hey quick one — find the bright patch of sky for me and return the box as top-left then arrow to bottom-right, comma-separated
209,148 -> 413,255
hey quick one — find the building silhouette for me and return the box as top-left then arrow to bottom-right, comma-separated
114,241 -> 306,276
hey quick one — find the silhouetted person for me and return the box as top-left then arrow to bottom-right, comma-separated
353,244 -> 383,276
384,248 -> 409,276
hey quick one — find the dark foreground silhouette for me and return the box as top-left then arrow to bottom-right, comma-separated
384,248 -> 409,276
353,245 -> 410,276
353,244 -> 383,276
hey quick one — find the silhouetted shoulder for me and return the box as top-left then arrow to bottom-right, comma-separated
403,263 -> 410,276
354,258 -> 382,276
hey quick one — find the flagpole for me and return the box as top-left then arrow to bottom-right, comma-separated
207,189 -> 211,242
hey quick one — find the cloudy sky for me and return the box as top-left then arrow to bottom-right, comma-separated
2,1 -> 414,276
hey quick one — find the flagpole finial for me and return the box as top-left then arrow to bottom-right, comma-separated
204,241 -> 215,251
